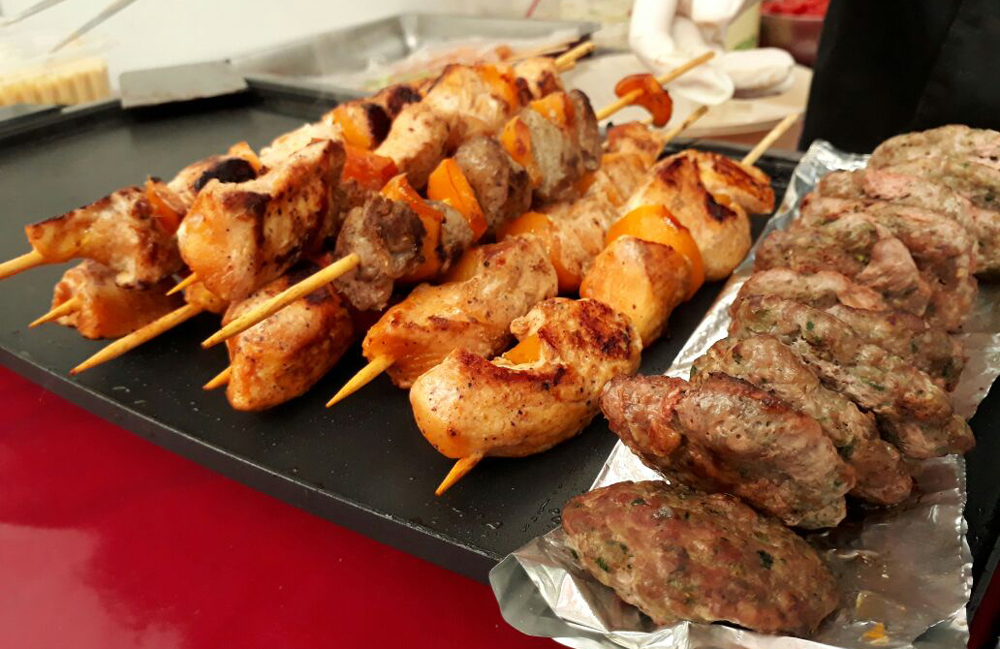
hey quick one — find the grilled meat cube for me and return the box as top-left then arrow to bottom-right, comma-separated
799,198 -> 977,330
223,263 -> 355,411
259,121 -> 341,169
567,89 -> 602,175
601,373 -> 854,528
178,139 -> 345,303
522,106 -> 581,202
424,64 -> 522,147
879,156 -> 1000,211
729,295 -> 974,458
692,335 -> 911,505
431,201 -> 475,271
332,194 -> 426,312
870,124 -> 1000,170
562,480 -> 839,635
862,167 -> 1000,275
26,185 -> 184,288
625,153 -> 751,281
513,57 -> 563,100
580,236 -> 692,346
411,298 -> 641,459
453,136 -> 531,233
736,269 -> 889,312
363,238 -> 557,388
604,121 -> 666,167
367,83 -> 423,120
375,102 -> 451,188
756,216 -> 933,316
49,260 -> 181,339
680,150 -> 776,214
826,304 -> 964,391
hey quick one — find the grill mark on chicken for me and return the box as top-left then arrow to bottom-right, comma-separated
193,158 -> 258,192
600,373 -> 854,529
705,192 -> 736,222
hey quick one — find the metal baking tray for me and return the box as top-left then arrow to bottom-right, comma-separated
0,82 -> 994,604
230,13 -> 599,97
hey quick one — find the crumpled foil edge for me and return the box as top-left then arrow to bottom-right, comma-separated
492,140 -> 993,649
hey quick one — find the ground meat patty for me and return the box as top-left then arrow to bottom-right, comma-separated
453,136 -> 531,233
600,373 -> 854,529
562,480 -> 839,636
735,269 -> 889,313
333,194 -> 425,311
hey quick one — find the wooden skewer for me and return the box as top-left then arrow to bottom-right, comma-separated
0,249 -> 46,281
201,253 -> 360,349
167,273 -> 199,296
555,41 -> 595,71
70,303 -> 204,375
30,296 -> 80,328
435,454 -> 484,496
741,112 -> 801,166
203,366 -> 231,390
326,354 -> 396,407
659,104 -> 710,141
596,51 -> 715,121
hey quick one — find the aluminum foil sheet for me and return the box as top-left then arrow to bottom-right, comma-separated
492,140 -> 1000,649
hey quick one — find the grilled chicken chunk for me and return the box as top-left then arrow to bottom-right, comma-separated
26,185 -> 184,288
513,57 -> 563,100
692,335 -> 911,505
178,139 -> 345,303
167,150 -> 259,208
580,236 -> 692,345
870,124 -> 1000,170
736,269 -> 889,312
799,197 -> 977,330
562,480 -> 839,635
825,304 -> 964,391
411,298 -> 641,459
756,215 -> 933,316
453,136 -> 531,233
49,260 -> 181,339
363,238 -> 557,388
223,263 -> 355,411
374,103 -> 450,188
259,122 -> 342,169
601,373 -> 854,528
423,63 -> 526,148
332,194 -> 426,312
684,150 -> 776,215
729,295 -> 974,458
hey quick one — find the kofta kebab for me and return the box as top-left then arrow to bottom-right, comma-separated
2,49 -> 801,494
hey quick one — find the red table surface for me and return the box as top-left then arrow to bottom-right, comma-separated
3,362 -> 998,649
0,366 -> 556,649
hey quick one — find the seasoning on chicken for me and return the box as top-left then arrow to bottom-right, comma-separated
355,238 -> 558,390
729,295 -> 975,458
562,480 -> 839,635
411,298 -> 640,492
223,263 -> 355,411
178,138 -> 346,303
736,268 -> 890,312
600,373 -> 854,529
42,260 -> 181,339
692,335 -> 912,505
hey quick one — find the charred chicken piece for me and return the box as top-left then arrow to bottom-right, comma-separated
825,304 -> 964,391
755,215 -> 933,316
692,335 -> 912,505
178,139 -> 345,303
600,373 -> 854,529
562,480 -> 839,635
49,260 -> 181,339
729,295 -> 974,458
332,193 -> 426,312
167,151 -> 259,208
736,269 -> 890,312
411,298 -> 641,460
363,238 -> 557,388
26,185 -> 184,288
258,122 -> 342,170
223,262 -> 355,411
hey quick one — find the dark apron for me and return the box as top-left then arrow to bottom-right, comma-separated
799,0 -> 1000,152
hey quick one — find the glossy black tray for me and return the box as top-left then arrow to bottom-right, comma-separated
0,82 -> 994,620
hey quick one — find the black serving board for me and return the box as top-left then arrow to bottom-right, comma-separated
0,83 -> 995,618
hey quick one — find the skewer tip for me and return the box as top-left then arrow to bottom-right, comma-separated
29,296 -> 80,328
435,454 -> 484,496
167,274 -> 199,296
326,354 -> 395,407
203,366 -> 231,390
0,249 -> 46,281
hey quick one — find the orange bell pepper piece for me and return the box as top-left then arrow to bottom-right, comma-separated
614,73 -> 673,127
477,64 -> 522,111
226,141 -> 262,174
144,178 -> 185,235
606,205 -> 705,298
381,174 -> 443,282
499,211 -> 578,292
500,117 -> 542,189
427,158 -> 488,240
442,247 -> 484,283
343,145 -> 398,191
330,104 -> 374,150
529,92 -> 576,130
502,334 -> 542,365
